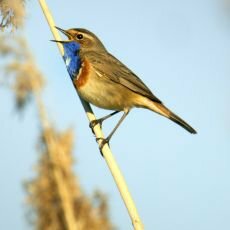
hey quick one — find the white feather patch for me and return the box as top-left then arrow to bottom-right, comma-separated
65,57 -> 71,66
77,67 -> 82,80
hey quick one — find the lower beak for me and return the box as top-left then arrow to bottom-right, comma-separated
50,40 -> 67,43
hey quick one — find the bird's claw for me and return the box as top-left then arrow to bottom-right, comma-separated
89,119 -> 102,134
96,137 -> 109,156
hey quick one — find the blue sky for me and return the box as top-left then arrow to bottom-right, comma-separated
1,0 -> 230,229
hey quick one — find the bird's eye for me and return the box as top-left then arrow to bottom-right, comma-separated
76,34 -> 83,40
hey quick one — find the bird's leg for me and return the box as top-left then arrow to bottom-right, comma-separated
89,111 -> 120,131
97,110 -> 130,151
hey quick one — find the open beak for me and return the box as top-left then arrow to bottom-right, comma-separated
50,26 -> 72,43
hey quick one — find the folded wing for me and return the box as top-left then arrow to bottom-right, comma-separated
86,51 -> 162,104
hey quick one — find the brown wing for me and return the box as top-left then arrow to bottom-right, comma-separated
86,51 -> 162,104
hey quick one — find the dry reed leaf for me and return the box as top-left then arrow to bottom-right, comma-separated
0,0 -> 25,29
0,35 -> 45,109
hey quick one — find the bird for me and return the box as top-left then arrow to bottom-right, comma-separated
52,26 -> 197,149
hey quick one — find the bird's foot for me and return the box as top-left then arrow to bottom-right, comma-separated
89,119 -> 102,134
96,137 -> 109,156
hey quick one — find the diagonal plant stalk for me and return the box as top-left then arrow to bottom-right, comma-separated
38,0 -> 144,229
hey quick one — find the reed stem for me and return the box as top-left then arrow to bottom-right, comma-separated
38,1 -> 144,229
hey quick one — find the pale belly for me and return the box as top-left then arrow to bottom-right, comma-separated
76,71 -> 141,111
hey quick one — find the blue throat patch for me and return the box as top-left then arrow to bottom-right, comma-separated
62,41 -> 81,80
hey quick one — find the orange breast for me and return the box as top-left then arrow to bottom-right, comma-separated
73,59 -> 90,89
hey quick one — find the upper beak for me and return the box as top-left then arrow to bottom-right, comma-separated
55,26 -> 72,38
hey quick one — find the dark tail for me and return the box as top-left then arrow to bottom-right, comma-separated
168,112 -> 197,134
148,102 -> 197,134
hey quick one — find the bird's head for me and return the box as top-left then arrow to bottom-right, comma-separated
53,26 -> 106,53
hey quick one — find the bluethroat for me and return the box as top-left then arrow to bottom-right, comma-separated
52,27 -> 197,149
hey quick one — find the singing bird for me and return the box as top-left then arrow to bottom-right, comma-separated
52,27 -> 196,148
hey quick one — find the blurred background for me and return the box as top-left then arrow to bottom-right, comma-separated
0,0 -> 230,229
